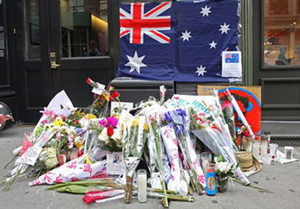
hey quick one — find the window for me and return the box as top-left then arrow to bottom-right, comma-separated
60,0 -> 109,57
24,0 -> 41,59
264,0 -> 300,66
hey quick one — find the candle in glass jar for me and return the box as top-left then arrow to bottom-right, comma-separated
252,140 -> 260,160
58,150 -> 67,166
70,148 -> 78,160
137,169 -> 147,203
260,136 -> 268,156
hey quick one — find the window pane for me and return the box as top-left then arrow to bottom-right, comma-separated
264,0 -> 300,66
60,0 -> 109,58
24,0 -> 41,59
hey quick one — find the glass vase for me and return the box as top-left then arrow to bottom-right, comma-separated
217,176 -> 229,193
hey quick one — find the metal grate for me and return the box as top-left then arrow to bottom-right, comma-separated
271,138 -> 300,147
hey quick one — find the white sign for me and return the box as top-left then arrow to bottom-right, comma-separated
106,152 -> 125,175
222,51 -> 242,78
111,101 -> 134,114
92,82 -> 106,95
19,146 -> 42,166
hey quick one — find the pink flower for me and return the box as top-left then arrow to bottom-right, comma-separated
40,120 -> 48,125
56,133 -> 61,141
40,108 -> 54,118
20,140 -> 33,157
71,177 -> 79,182
107,117 -> 118,128
221,100 -> 232,109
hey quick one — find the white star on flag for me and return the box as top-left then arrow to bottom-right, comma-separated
181,30 -> 192,41
209,41 -> 217,49
200,5 -> 211,17
219,23 -> 230,34
125,51 -> 147,74
195,65 -> 207,76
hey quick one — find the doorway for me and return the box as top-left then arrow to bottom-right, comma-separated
253,0 -> 300,121
13,0 -> 119,123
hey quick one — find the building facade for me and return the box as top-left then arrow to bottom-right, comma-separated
0,0 -> 299,133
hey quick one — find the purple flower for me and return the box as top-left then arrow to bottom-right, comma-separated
165,112 -> 172,122
176,109 -> 186,117
107,117 -> 118,128
99,119 -> 108,127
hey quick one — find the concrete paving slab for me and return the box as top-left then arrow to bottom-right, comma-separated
0,126 -> 300,209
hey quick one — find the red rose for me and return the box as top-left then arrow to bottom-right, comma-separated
107,127 -> 114,137
74,120 -> 78,125
78,149 -> 83,157
111,91 -> 119,99
86,77 -> 92,85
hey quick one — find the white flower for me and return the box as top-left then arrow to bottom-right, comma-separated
217,161 -> 231,173
74,136 -> 81,144
99,128 -> 109,143
111,128 -> 122,141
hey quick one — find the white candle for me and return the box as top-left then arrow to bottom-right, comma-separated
137,170 -> 147,203
260,139 -> 268,156
252,141 -> 260,160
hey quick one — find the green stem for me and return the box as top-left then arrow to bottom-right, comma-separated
4,155 -> 18,169
233,179 -> 272,193
161,179 -> 169,208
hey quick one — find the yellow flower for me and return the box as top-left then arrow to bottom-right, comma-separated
102,92 -> 110,101
109,86 -> 115,91
85,156 -> 92,164
144,124 -> 149,133
131,117 -> 140,127
54,118 -> 64,127
86,114 -> 96,119
75,142 -> 83,149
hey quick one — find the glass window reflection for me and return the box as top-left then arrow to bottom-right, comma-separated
264,0 -> 300,66
60,0 -> 109,58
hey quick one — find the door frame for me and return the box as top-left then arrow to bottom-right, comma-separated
12,0 -> 121,123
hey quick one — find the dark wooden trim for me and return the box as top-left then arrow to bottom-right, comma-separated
109,0 -> 121,80
259,0 -> 264,71
263,104 -> 300,109
263,116 -> 300,121
261,77 -> 300,110
261,77 -> 300,82
0,90 -> 17,98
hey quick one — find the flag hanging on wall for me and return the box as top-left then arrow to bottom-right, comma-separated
117,0 -> 240,82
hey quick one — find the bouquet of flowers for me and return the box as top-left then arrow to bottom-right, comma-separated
89,116 -> 123,152
123,114 -> 148,203
215,155 -> 237,193
164,108 -> 206,195
86,77 -> 120,118
145,105 -> 170,207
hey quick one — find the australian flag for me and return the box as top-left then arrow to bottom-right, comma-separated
117,0 -> 240,82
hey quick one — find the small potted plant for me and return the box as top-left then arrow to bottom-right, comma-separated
215,155 -> 237,193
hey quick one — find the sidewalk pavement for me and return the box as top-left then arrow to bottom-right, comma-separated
0,126 -> 300,209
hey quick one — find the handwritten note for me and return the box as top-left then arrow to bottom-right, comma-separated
19,146 -> 42,166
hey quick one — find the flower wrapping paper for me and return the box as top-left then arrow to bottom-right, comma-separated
28,159 -> 106,186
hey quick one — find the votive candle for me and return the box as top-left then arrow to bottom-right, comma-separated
137,169 -> 147,203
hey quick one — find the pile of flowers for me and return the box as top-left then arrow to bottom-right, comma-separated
1,78 -> 258,208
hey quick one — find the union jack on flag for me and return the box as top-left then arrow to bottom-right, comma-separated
120,2 -> 172,44
118,1 -> 240,82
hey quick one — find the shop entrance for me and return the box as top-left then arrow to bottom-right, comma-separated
13,0 -> 119,123
253,0 -> 300,122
